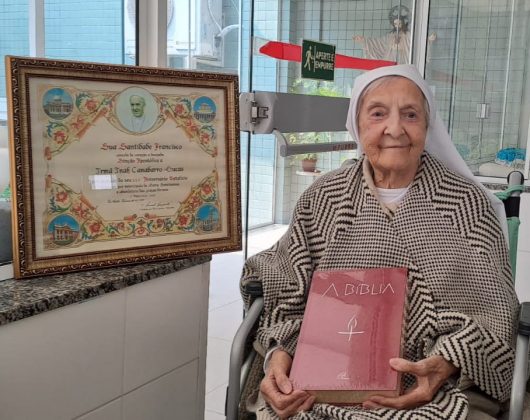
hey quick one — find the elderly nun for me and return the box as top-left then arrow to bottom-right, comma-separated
240,64 -> 519,419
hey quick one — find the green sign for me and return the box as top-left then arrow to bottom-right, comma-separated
301,40 -> 336,81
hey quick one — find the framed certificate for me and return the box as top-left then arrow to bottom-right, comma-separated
6,56 -> 241,279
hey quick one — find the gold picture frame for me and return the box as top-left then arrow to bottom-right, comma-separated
6,56 -> 241,279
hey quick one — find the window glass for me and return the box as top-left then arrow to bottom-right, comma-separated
245,0 -> 407,234
45,0 -> 131,64
0,0 -> 30,205
425,0 -> 530,178
0,1 -> 132,206
0,0 -> 30,120
166,0 -> 239,74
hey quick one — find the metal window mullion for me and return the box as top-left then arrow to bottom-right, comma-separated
448,0 -> 464,136
500,0 -> 516,151
412,0 -> 429,76
137,0 -> 167,67
188,0 -> 193,69
29,0 -> 45,57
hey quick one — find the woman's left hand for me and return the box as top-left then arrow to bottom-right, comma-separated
363,356 -> 459,410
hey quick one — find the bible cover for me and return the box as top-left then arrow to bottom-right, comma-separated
289,267 -> 408,404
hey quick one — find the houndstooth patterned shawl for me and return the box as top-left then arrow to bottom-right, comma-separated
241,153 -> 519,419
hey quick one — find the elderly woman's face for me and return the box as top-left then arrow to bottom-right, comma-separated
358,77 -> 427,179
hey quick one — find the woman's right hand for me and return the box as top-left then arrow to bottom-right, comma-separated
260,349 -> 315,419
353,35 -> 365,43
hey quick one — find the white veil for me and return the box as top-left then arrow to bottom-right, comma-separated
345,64 -> 508,240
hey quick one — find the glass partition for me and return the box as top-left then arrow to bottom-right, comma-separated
164,0 -> 239,74
0,0 -> 29,122
244,0 -> 530,256
45,0 -> 130,64
3,0 -> 529,261
245,0 -> 411,253
0,0 -> 133,264
0,0 -> 131,182
425,0 -> 530,178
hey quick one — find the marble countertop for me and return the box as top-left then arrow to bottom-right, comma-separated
0,256 -> 211,327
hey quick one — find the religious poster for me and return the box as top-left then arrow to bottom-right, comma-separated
6,56 -> 241,278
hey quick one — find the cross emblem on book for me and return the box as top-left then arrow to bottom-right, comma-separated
337,315 -> 365,341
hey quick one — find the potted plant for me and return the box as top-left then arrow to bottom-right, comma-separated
287,131 -> 327,173
287,79 -> 342,172
301,153 -> 318,173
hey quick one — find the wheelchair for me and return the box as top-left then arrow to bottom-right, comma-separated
226,169 -> 528,419
228,92 -> 529,420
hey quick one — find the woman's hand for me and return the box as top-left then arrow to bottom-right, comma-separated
260,349 -> 316,418
363,356 -> 459,410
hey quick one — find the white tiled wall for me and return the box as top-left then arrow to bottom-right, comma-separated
123,264 -> 204,392
76,400 -> 122,420
426,0 -> 528,170
0,291 -> 126,420
122,360 -> 199,420
0,264 -> 210,420
246,0 -> 529,227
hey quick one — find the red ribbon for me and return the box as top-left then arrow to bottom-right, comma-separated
259,41 -> 396,71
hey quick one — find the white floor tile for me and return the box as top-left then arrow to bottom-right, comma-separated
208,300 -> 244,342
515,250 -> 530,302
204,225 -> 288,419
209,252 -> 245,311
205,337 -> 232,393
205,383 -> 228,414
517,194 -> 530,252
247,224 -> 288,256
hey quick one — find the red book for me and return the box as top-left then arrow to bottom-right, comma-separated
289,267 -> 408,404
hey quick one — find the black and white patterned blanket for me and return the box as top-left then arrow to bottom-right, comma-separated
241,153 -> 519,419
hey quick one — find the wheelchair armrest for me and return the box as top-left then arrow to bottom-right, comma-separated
518,301 -> 530,336
226,296 -> 264,419
509,302 -> 530,420
245,280 -> 263,299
